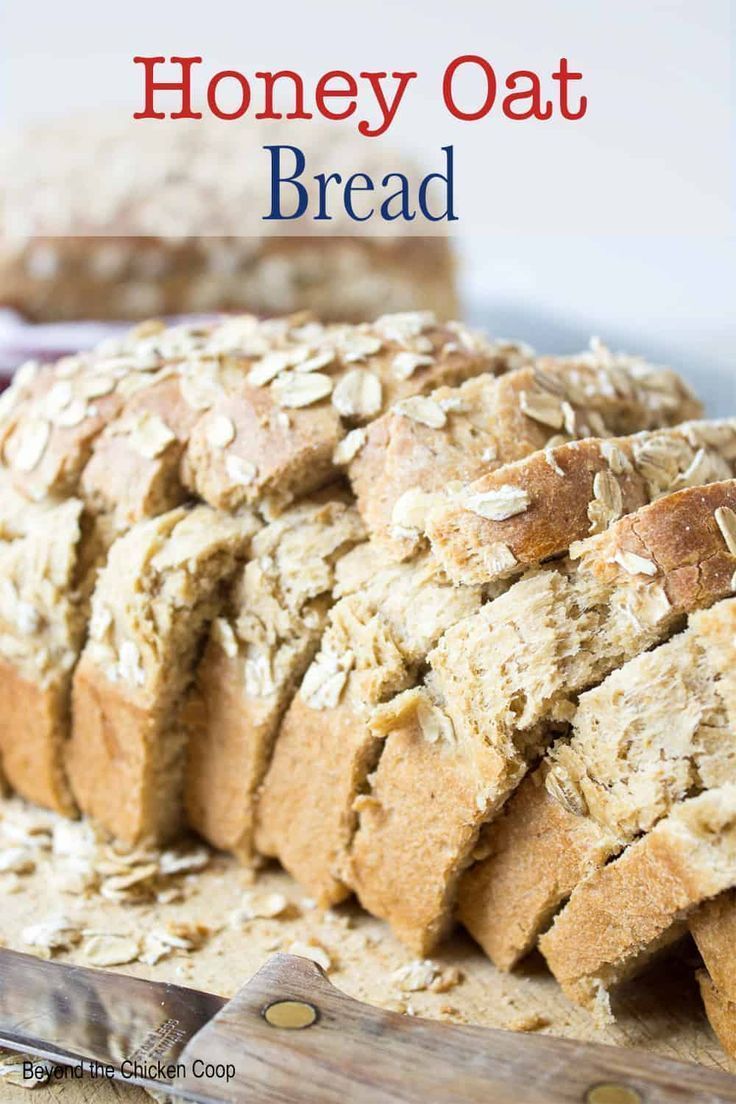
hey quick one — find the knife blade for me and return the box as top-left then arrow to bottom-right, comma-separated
2,948 -> 736,1104
0,947 -> 224,1099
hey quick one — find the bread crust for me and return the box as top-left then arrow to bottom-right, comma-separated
691,891 -> 736,1001
427,421 -> 734,587
698,971 -> 736,1059
351,358 -> 705,561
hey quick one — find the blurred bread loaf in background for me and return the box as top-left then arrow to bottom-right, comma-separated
0,117 -> 457,323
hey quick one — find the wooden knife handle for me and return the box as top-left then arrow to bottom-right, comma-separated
175,953 -> 736,1104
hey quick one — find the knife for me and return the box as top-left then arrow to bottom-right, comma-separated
1,949 -> 735,1104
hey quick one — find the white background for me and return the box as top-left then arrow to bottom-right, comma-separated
0,0 -> 734,405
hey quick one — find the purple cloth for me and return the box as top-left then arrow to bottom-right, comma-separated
0,310 -> 219,385
0,309 -> 131,382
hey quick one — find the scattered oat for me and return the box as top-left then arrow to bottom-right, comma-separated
22,914 -> 83,956
0,1052 -> 55,1088
545,768 -> 588,817
12,419 -> 50,472
83,933 -> 141,967
519,390 -> 564,429
128,413 -> 176,459
239,890 -> 290,920
392,351 -> 434,380
52,398 -> 88,428
391,959 -> 438,992
600,440 -> 631,475
286,940 -> 332,972
158,846 -> 211,877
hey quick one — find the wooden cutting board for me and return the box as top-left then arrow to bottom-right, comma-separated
0,851 -> 734,1102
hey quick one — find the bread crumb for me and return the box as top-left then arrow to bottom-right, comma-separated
507,1012 -> 551,1033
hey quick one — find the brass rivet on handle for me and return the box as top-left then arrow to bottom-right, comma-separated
262,999 -> 319,1029
585,1083 -> 642,1104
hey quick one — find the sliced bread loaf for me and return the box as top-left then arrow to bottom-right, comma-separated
348,482 -> 736,953
185,494 -> 365,862
460,596 -> 736,968
67,505 -> 259,844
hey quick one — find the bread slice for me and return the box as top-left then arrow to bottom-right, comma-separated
691,888 -> 736,1057
426,419 -> 734,587
185,495 -> 366,862
66,505 -> 259,845
460,596 -> 736,969
349,343 -> 704,559
254,548 -> 486,905
0,483 -> 96,814
691,891 -> 736,1001
347,482 -> 736,953
539,786 -> 736,1016
697,971 -> 736,1059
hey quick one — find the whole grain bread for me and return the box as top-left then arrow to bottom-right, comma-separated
185,494 -> 365,862
349,344 -> 704,559
460,597 -> 736,969
348,482 -> 736,954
